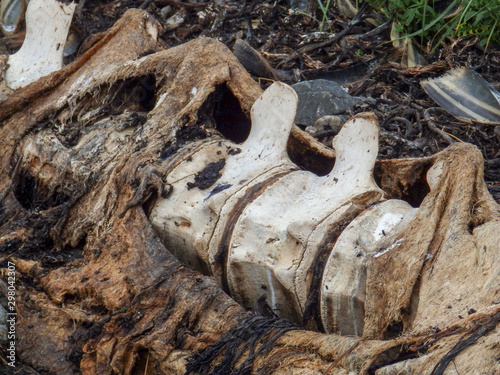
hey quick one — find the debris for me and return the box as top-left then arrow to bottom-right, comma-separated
424,108 -> 457,144
421,67 -> 500,125
163,7 -> 186,33
334,0 -> 358,20
292,79 -> 371,126
301,55 -> 386,85
233,38 -> 295,81
307,114 -> 347,135
0,0 -> 25,36
390,23 -> 427,68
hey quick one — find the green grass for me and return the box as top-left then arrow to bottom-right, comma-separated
365,0 -> 500,52
316,0 -> 333,31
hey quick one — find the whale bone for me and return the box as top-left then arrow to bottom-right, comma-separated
150,82 -> 298,275
6,0 -> 76,89
227,113 -> 385,321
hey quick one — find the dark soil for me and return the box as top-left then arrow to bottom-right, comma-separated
1,0 -> 498,201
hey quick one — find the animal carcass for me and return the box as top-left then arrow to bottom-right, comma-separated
150,82 -> 421,334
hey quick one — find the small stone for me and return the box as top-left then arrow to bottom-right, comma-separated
291,79 -> 371,126
164,8 -> 187,32
160,6 -> 173,19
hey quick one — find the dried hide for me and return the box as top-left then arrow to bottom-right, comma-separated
0,8 -> 499,375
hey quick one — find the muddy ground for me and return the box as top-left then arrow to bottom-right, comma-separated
1,0 -> 498,198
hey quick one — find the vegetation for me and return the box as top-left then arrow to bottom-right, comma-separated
315,0 -> 500,52
370,0 -> 499,51
317,0 -> 333,31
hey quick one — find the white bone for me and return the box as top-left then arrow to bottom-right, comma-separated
150,83 -> 425,331
320,200 -> 417,335
240,81 -> 296,164
205,82 -> 299,277
6,0 -> 76,89
227,114 -> 384,320
150,82 -> 298,274
149,139 -> 228,273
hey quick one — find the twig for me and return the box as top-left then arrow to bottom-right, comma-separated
444,132 -> 463,143
224,0 -> 253,20
424,108 -> 456,144
358,20 -> 392,40
392,116 -> 414,137
409,326 -> 466,352
139,0 -> 155,9
280,3 -> 369,67
431,311 -> 500,375
323,340 -> 363,375
144,351 -> 150,375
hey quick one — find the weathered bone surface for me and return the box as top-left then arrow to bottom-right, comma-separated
227,113 -> 384,323
6,0 -> 76,89
149,78 -> 500,339
151,85 -> 391,328
320,199 -> 417,335
150,82 -> 299,274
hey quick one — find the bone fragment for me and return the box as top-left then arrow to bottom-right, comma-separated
150,82 -> 298,274
6,0 -> 76,89
421,67 -> 500,125
320,200 -> 417,335
227,113 -> 385,321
